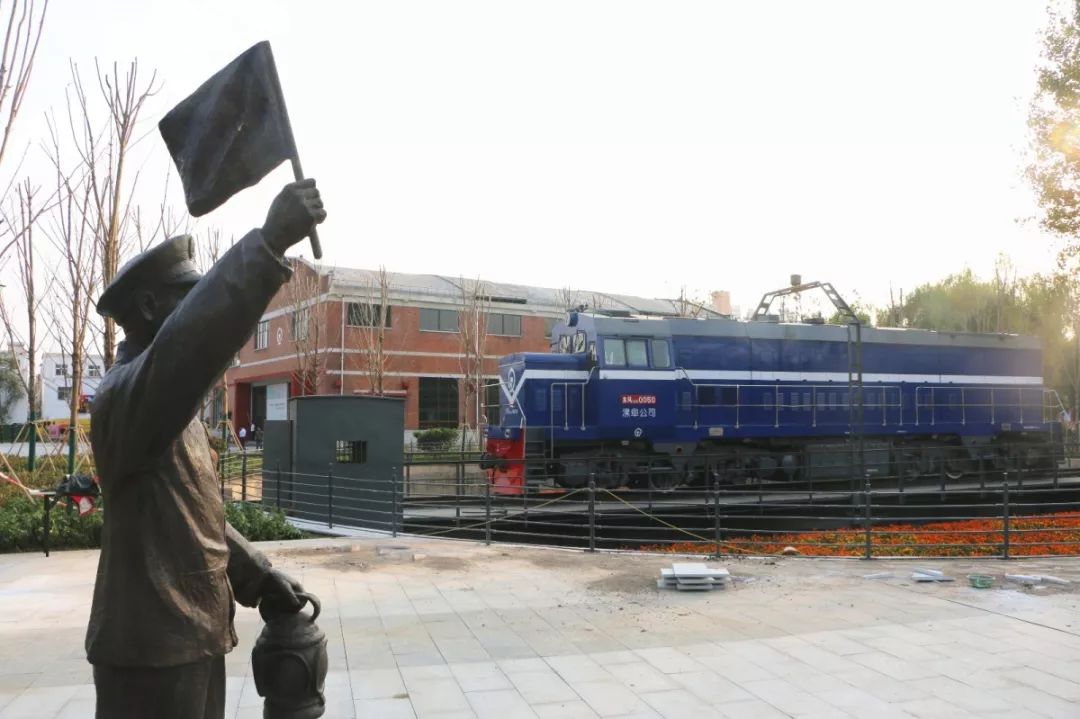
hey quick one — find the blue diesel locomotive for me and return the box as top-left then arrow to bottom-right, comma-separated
483,309 -> 1063,494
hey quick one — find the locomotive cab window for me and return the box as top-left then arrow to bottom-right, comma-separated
651,340 -> 671,368
626,339 -> 648,367
573,331 -> 587,353
603,338 -> 626,366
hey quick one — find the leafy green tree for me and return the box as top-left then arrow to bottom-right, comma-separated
826,302 -> 873,326
1028,1 -> 1080,261
878,267 -> 1080,409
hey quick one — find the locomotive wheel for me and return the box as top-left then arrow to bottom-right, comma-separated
943,449 -> 970,481
646,464 -> 681,493
895,450 -> 922,481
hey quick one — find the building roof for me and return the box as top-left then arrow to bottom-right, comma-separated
302,260 -> 725,318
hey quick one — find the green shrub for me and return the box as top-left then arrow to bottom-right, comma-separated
0,494 -> 303,553
224,502 -> 304,541
414,427 -> 458,451
0,494 -> 103,552
0,456 -> 96,504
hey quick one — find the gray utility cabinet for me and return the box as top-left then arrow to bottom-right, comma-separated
262,395 -> 404,532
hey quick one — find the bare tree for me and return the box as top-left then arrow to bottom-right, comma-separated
43,115 -> 100,468
353,266 -> 392,396
67,58 -> 159,370
132,167 -> 187,253
674,286 -> 707,318
286,259 -> 325,396
0,178 -> 53,426
586,291 -> 610,312
196,228 -> 234,424
0,0 -> 48,178
0,0 -> 51,264
458,277 -> 490,440
555,285 -> 580,311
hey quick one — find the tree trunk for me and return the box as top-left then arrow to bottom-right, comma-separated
104,319 -> 115,370
68,342 -> 81,474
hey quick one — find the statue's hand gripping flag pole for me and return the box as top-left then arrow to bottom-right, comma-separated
159,41 -> 323,259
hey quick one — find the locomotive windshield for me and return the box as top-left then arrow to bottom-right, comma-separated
603,337 -> 671,368
652,340 -> 671,368
603,338 -> 625,365
625,339 -> 648,367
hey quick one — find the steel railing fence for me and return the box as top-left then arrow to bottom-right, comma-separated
220,441 -> 1080,559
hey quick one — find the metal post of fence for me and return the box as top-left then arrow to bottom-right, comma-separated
979,455 -> 986,498
391,467 -> 399,537
276,462 -> 282,511
713,475 -> 721,558
42,496 -> 51,558
327,464 -> 334,529
897,454 -> 905,501
484,471 -> 492,545
220,454 -> 226,500
757,464 -> 763,516
647,462 -> 653,512
1002,476 -> 1011,560
588,473 -> 597,552
863,473 -> 873,560
241,451 -> 248,503
522,474 -> 529,527
1053,447 -> 1059,489
938,455 -> 946,498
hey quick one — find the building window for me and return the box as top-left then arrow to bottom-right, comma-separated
484,382 -> 501,425
57,386 -> 71,401
544,317 -> 558,339
55,364 -> 67,377
487,312 -> 521,336
293,307 -> 309,341
335,440 -> 367,464
418,377 -> 459,428
420,308 -> 459,333
87,363 -> 101,378
347,302 -> 391,327
255,320 -> 269,350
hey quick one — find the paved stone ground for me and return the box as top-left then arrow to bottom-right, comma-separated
1,538 -> 1079,718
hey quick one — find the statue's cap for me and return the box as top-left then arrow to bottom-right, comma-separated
96,235 -> 202,319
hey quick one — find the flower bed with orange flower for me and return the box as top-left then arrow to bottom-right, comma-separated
640,512 -> 1080,557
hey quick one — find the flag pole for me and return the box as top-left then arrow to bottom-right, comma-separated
265,45 -> 323,260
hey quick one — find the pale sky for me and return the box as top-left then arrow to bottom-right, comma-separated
6,0 -> 1068,317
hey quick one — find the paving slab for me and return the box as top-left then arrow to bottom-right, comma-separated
1,537 -> 1079,718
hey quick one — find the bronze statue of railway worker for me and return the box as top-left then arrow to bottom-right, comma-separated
87,179 -> 326,718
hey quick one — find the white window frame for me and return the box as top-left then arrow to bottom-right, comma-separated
255,320 -> 269,350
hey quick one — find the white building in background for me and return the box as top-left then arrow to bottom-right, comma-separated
40,352 -> 104,421
0,344 -> 30,423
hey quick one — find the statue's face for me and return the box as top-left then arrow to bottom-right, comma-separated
134,282 -> 197,338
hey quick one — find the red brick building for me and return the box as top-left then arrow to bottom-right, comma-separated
224,261 -> 722,438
